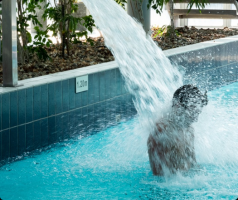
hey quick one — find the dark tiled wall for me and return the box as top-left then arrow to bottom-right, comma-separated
168,41 -> 238,90
0,68 -> 136,164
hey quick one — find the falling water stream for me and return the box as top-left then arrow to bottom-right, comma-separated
82,0 -> 183,118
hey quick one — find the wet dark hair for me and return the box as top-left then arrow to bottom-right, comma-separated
172,85 -> 208,109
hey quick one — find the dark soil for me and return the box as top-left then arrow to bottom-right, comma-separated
152,26 -> 238,50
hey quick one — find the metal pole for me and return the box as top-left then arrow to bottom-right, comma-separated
127,0 -> 151,33
2,0 -> 19,87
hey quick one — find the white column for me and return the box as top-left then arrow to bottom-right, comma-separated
180,3 -> 188,27
223,4 -> 232,27
2,0 -> 19,87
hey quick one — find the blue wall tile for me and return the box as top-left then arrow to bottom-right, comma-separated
18,125 -> 26,156
48,116 -> 56,144
18,89 -> 26,125
33,86 -> 41,121
228,64 -> 237,76
41,119 -> 48,147
88,74 -> 94,104
34,120 -> 41,149
105,100 -> 111,126
121,77 -> 127,94
2,93 -> 10,130
99,72 -> 106,101
227,75 -> 236,83
10,92 -> 18,127
234,42 -> 238,64
221,44 -> 228,66
75,91 -> 81,108
48,83 -> 55,116
56,114 -> 63,141
62,113 -> 69,139
93,73 -> 100,103
10,127 -> 18,157
125,94 -> 132,117
74,108 -> 82,133
54,81 -> 62,114
2,129 -> 9,160
69,78 -> 76,110
26,88 -> 33,123
88,105 -> 94,131
109,99 -> 116,125
81,91 -> 88,107
68,111 -> 75,137
41,84 -> 48,118
228,42 -> 235,64
120,95 -> 127,118
110,69 -> 116,98
115,69 -> 122,96
26,123 -> 34,151
0,95 -> 2,131
81,107 -> 88,133
62,80 -> 69,112
0,131 -> 1,161
98,103 -> 106,130
105,70 -> 111,99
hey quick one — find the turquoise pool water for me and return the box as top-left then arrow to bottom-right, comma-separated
1,82 -> 238,199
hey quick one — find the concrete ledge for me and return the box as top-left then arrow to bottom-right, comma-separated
0,34 -> 238,94
164,35 -> 238,57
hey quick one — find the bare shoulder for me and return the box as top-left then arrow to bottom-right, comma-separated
147,121 -> 166,148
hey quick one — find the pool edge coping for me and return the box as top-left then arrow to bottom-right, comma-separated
1,34 -> 238,94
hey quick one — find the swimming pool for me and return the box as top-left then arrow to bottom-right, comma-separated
1,82 -> 238,199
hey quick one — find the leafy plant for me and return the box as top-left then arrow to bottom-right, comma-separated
43,0 -> 95,58
147,0 -> 208,14
114,0 -> 127,9
153,25 -> 180,38
17,0 -> 47,63
27,26 -> 52,61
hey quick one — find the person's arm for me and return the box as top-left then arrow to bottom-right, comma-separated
147,123 -> 168,175
190,130 -> 196,164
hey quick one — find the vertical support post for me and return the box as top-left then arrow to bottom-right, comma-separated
224,4 -> 231,28
180,3 -> 188,27
127,0 -> 151,33
2,0 -> 19,87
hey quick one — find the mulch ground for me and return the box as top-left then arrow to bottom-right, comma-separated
0,26 -> 237,83
152,26 -> 238,50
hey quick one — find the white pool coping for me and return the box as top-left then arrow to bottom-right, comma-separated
1,34 -> 238,94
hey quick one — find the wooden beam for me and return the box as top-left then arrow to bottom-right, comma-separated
174,9 -> 237,15
174,0 -> 234,3
179,14 -> 238,19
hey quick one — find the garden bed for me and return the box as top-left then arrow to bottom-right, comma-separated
0,26 -> 238,83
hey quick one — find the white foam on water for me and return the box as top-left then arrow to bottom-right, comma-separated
81,0 -> 238,186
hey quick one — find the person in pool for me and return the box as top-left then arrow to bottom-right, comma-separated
147,84 -> 208,176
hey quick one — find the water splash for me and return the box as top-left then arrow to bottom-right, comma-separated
1,85 -> 238,199
82,0 -> 182,123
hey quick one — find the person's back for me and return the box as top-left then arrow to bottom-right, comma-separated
147,85 -> 208,176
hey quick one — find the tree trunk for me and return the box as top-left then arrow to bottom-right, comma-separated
62,4 -> 65,58
169,0 -> 175,38
127,0 -> 151,33
17,0 -> 29,64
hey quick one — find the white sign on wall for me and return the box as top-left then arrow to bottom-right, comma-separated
76,75 -> 88,93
